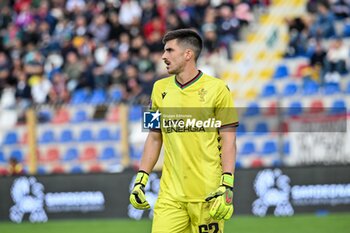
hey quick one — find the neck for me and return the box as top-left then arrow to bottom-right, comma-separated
176,66 -> 199,84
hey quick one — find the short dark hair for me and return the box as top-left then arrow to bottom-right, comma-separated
162,29 -> 203,60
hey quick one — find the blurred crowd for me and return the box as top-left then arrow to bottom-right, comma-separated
0,0 -> 264,109
285,0 -> 350,85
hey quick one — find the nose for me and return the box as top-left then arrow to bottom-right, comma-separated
161,52 -> 167,61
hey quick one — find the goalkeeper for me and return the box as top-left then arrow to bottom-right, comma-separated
129,29 -> 238,233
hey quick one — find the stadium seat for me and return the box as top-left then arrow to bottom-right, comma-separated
110,88 -> 122,102
70,89 -> 89,105
89,89 -> 107,105
129,105 -> 143,121
251,158 -> 263,168
273,64 -> 289,79
302,80 -> 319,96
46,148 -> 60,162
39,130 -> 55,144
254,122 -> 269,135
236,124 -> 246,137
0,167 -> 8,176
272,159 -> 282,167
330,99 -> 347,115
52,165 -> 65,174
52,108 -> 70,124
89,164 -> 103,173
261,83 -> 277,97
80,146 -> 98,161
37,166 -> 47,175
346,81 -> 350,94
106,107 -> 120,122
287,101 -> 303,116
283,141 -> 290,156
100,147 -> 119,160
240,141 -> 256,155
71,165 -> 84,173
309,100 -> 324,114
37,110 -> 52,123
113,129 -> 121,141
244,102 -> 260,117
62,147 -> 79,161
78,129 -> 94,142
10,149 -> 23,162
59,129 -> 74,143
71,110 -> 89,123
324,83 -> 341,95
3,131 -> 18,145
261,140 -> 278,155
0,150 -> 6,162
343,23 -> 350,37
97,128 -> 112,141
282,83 -> 298,97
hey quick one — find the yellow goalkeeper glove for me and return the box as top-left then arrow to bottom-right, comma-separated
205,173 -> 234,220
129,171 -> 150,210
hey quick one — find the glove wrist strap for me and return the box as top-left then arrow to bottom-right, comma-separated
135,170 -> 149,187
221,173 -> 234,189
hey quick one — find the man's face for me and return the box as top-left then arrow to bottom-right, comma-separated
162,39 -> 186,75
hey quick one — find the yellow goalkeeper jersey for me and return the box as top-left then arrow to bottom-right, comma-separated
150,71 -> 238,202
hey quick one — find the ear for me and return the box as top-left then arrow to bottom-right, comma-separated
184,49 -> 193,61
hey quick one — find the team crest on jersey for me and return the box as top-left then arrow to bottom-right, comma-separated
198,88 -> 207,102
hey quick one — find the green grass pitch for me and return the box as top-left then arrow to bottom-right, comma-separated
1,213 -> 349,233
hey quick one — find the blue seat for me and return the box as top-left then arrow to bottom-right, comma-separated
283,141 -> 290,156
97,128 -> 112,141
39,130 -> 55,144
37,110 -> 52,123
113,129 -> 121,141
288,101 -> 303,116
100,147 -> 119,160
129,105 -> 143,121
129,146 -> 142,160
89,89 -> 107,105
70,89 -> 89,105
261,83 -> 277,97
282,83 -> 298,97
37,166 -> 47,175
63,148 -> 79,161
254,122 -> 269,135
240,141 -> 256,155
343,23 -> 350,37
71,110 -> 88,123
0,150 -> 6,162
346,81 -> 350,94
70,165 -> 84,173
302,80 -> 319,96
10,149 -> 23,162
236,124 -> 246,137
324,83 -> 341,95
78,129 -> 94,142
273,64 -> 289,79
59,129 -> 74,143
330,99 -> 346,115
3,131 -> 18,145
261,140 -> 277,155
110,88 -> 122,102
244,102 -> 260,117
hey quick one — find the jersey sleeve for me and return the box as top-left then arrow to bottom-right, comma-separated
215,83 -> 239,128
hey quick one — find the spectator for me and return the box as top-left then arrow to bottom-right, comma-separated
15,71 -> 32,110
309,41 -> 327,83
118,0 -> 142,27
309,3 -> 336,39
324,38 -> 349,83
8,157 -> 24,176
88,15 -> 111,43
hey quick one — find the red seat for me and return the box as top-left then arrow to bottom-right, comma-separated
80,146 -> 98,161
309,100 -> 324,114
251,158 -> 263,168
106,107 -> 120,122
52,108 -> 70,124
89,164 -> 103,173
46,148 -> 60,162
52,165 -> 65,174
